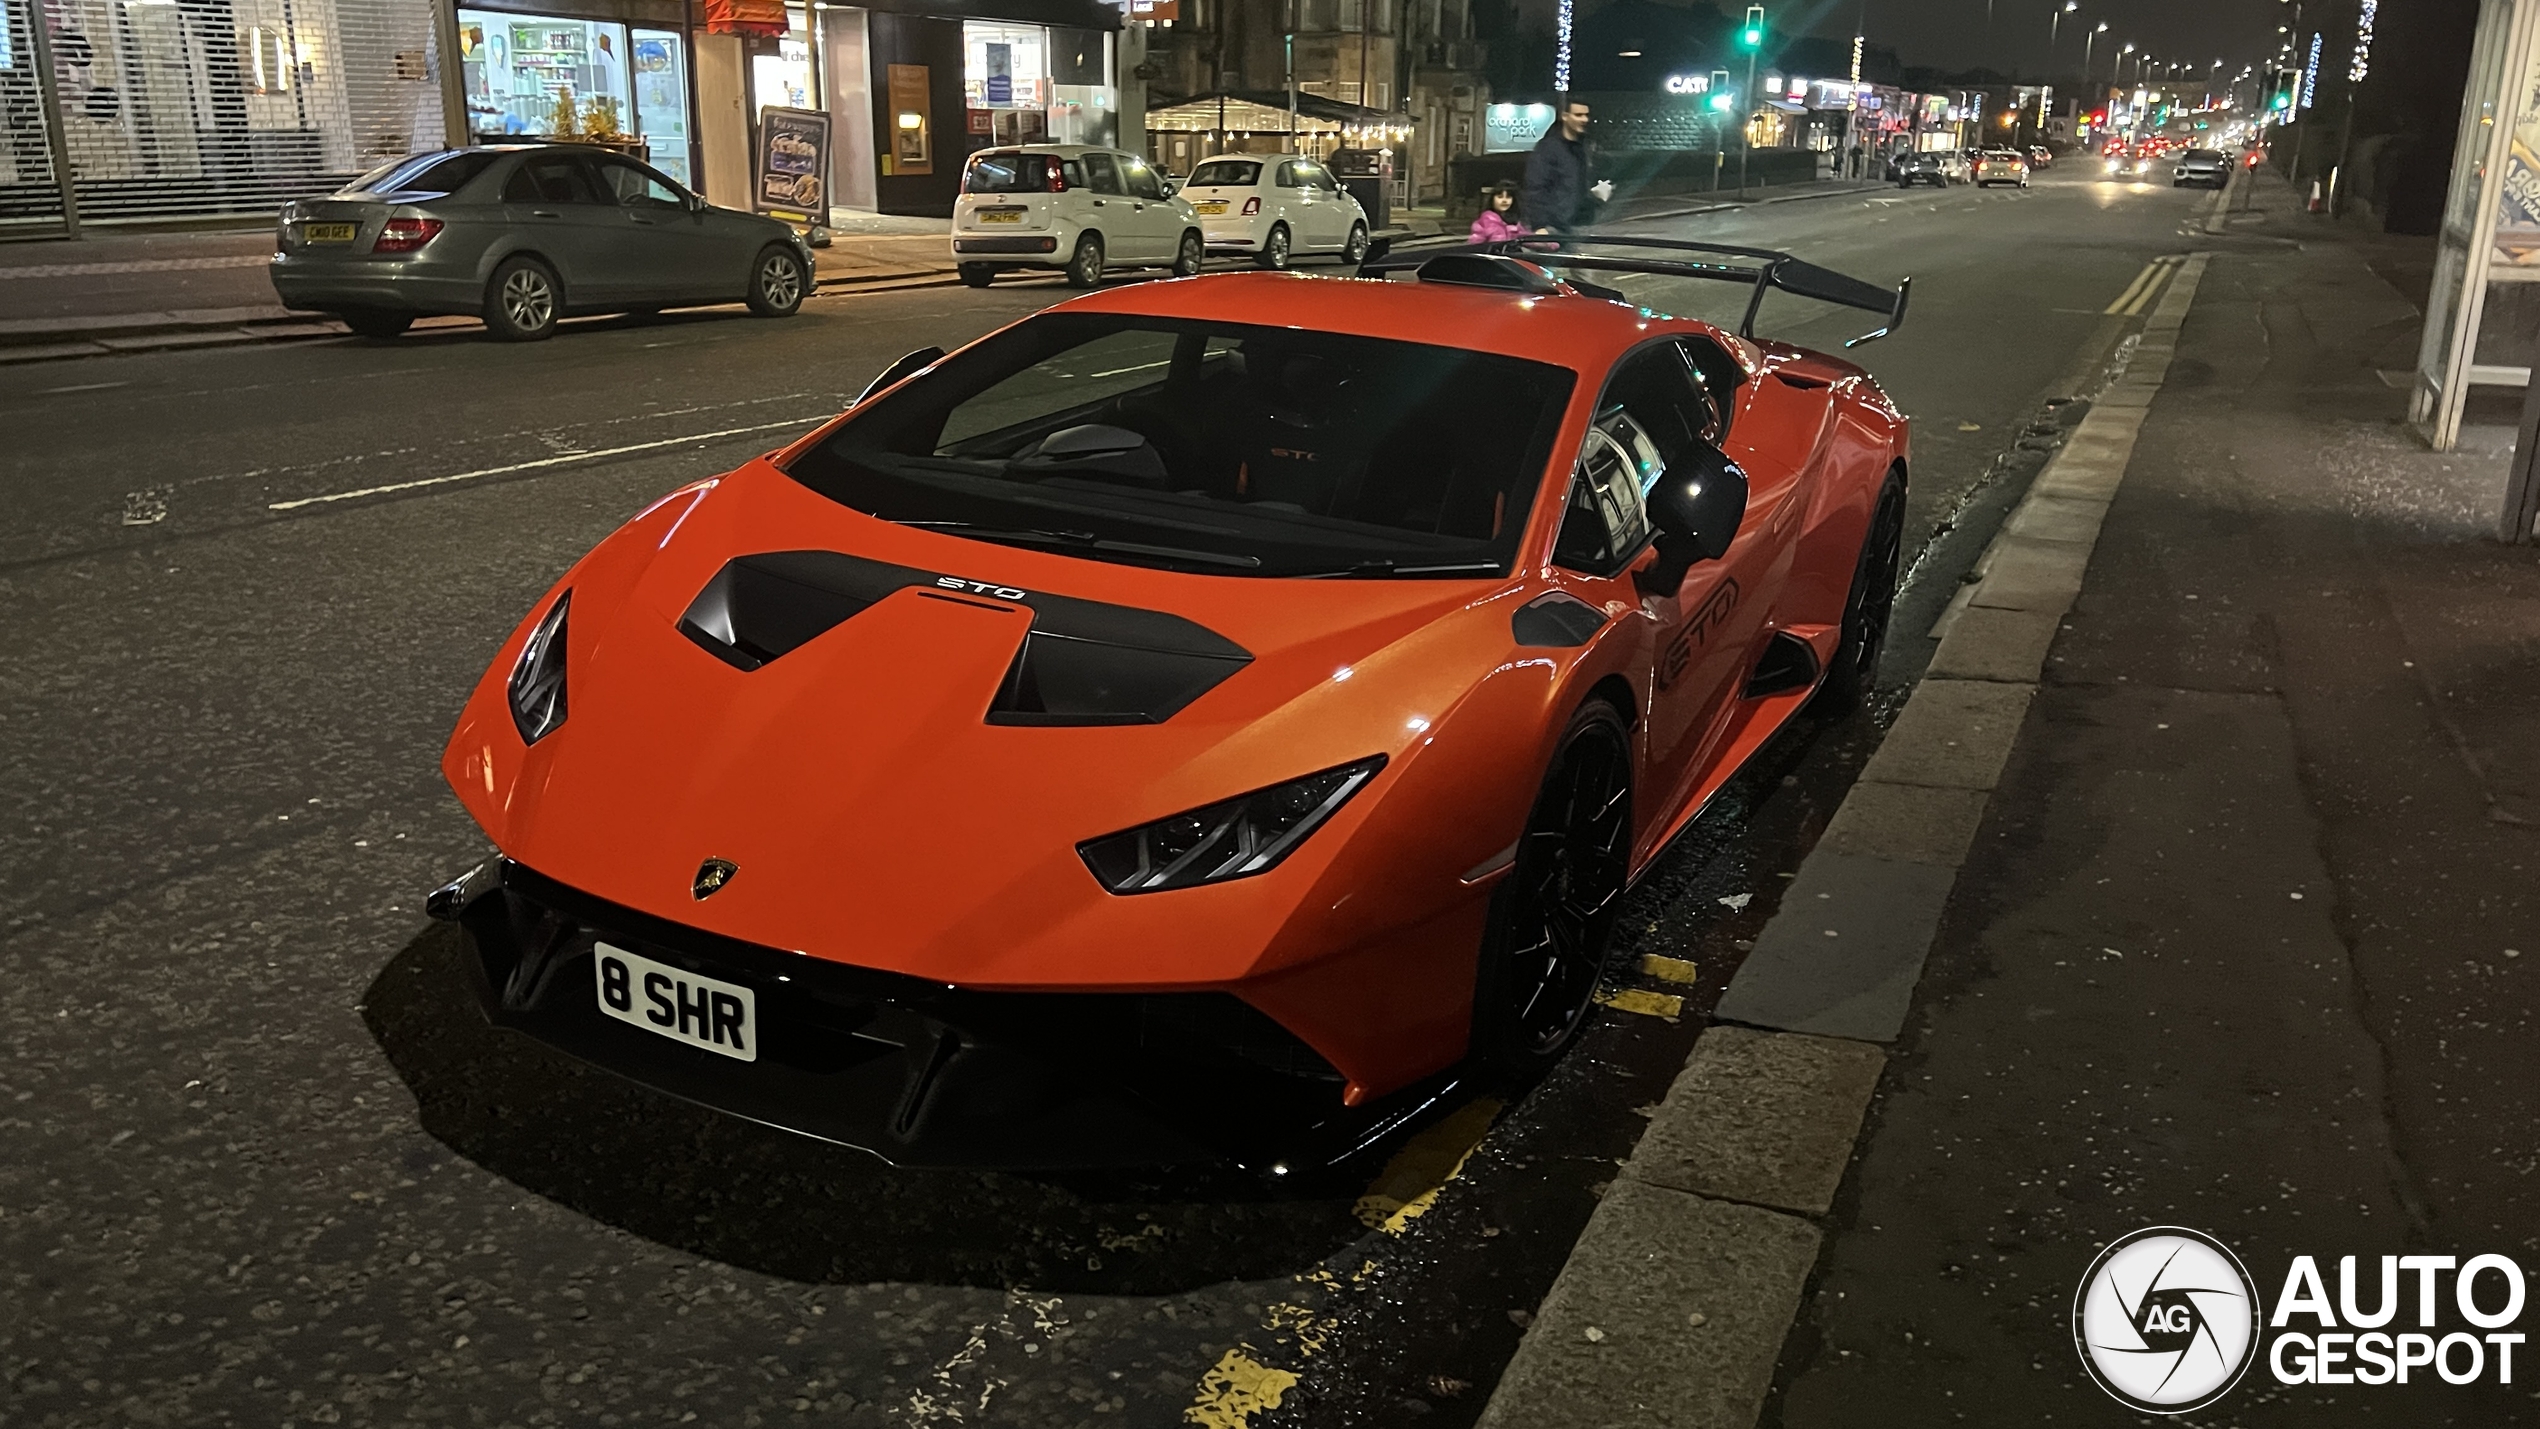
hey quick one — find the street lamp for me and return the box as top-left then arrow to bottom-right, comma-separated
2084,21 -> 2107,81
2050,0 -> 2075,55
2118,42 -> 2135,85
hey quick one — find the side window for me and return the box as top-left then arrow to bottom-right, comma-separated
1120,155 -> 1167,200
1274,160 -> 1300,188
596,157 -> 685,208
1553,409 -> 1659,574
1672,339 -> 1736,441
508,155 -> 599,204
1295,161 -> 1336,191
1083,152 -> 1124,195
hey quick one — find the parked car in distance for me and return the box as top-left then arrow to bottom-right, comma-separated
952,145 -> 1203,289
270,146 -> 814,342
1893,152 -> 1958,188
1974,150 -> 2031,188
1178,154 -> 1371,270
2027,144 -> 2054,169
2172,148 -> 2230,188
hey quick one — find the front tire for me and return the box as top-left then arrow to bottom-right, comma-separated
747,245 -> 807,316
1256,223 -> 1291,271
1065,232 -> 1105,288
1343,222 -> 1369,264
339,308 -> 412,340
1812,472 -> 1906,714
1171,229 -> 1204,278
1470,701 -> 1633,1086
483,256 -> 560,342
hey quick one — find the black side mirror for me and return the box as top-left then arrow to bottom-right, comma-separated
1637,446 -> 1748,597
854,346 -> 945,406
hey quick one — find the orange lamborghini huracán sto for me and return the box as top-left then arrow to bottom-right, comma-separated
428,236 -> 1913,1172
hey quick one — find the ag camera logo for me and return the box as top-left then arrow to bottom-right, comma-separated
2073,1226 -> 2261,1413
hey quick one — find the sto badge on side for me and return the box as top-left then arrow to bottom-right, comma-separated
692,859 -> 738,899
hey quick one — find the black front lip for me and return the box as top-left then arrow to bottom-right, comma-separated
437,859 -> 1454,1173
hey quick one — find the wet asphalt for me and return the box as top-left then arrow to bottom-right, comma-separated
1,172 -> 2218,1427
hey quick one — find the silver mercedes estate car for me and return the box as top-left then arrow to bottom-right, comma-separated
270,146 -> 815,341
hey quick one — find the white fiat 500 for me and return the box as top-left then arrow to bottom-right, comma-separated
952,144 -> 1203,288
1178,155 -> 1372,270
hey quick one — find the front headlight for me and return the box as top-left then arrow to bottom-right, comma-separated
1078,755 -> 1385,894
507,591 -> 570,744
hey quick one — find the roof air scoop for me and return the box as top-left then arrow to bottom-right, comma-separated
1414,253 -> 1564,294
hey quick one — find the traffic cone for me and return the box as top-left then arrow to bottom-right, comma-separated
2307,180 -> 2325,213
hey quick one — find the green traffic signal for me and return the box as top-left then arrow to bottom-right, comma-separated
1740,5 -> 1764,49
1741,27 -> 1762,47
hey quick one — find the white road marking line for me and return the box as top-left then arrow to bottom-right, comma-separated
266,416 -> 814,511
39,380 -> 132,395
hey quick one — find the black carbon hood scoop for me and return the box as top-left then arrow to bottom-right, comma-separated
677,550 -> 1252,726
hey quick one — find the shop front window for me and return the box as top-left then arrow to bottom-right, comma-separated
631,28 -> 693,186
460,12 -> 634,143
962,22 -> 1047,146
751,12 -> 814,115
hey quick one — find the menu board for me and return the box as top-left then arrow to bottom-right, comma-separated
755,106 -> 831,216
2497,50 -> 2540,266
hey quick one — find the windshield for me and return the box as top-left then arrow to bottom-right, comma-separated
785,313 -> 1576,578
1188,159 -> 1263,187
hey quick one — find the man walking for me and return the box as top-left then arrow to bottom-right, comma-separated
1522,99 -> 1601,233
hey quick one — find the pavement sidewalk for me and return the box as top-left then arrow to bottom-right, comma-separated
1479,173 -> 2539,1425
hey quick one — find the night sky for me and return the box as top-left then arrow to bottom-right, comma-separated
1527,0 -> 2296,81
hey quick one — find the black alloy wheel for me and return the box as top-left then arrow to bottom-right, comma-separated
747,245 -> 807,317
1171,229 -> 1204,278
1065,232 -> 1105,288
1257,223 -> 1291,271
1343,222 -> 1369,264
483,255 -> 561,341
1471,701 -> 1633,1083
1812,472 -> 1907,713
339,308 -> 412,340
958,263 -> 996,288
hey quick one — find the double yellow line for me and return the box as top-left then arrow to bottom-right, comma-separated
2104,254 -> 2184,316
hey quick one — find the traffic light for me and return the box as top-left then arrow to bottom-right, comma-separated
1741,5 -> 1764,49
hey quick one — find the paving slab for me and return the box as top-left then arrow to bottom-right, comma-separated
1924,603 -> 2063,683
1629,1027 -> 1887,1216
1852,679 -> 2035,792
2002,492 -> 2111,544
1475,1183 -> 1821,1429
1709,851 -> 1959,1041
1816,780 -> 1994,868
1965,534 -> 2090,614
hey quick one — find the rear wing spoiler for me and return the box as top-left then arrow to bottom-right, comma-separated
1359,233 -> 1912,349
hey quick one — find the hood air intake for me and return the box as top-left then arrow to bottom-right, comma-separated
678,550 -> 1251,724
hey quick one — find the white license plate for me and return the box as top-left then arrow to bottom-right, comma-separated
1195,200 -> 1228,215
302,222 -> 358,243
978,209 -> 1023,224
593,942 -> 757,1062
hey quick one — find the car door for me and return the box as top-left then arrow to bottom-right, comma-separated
498,153 -> 629,306
1300,159 -> 1361,248
1079,152 -> 1148,260
590,154 -> 735,303
1581,342 -> 1774,831
1115,152 -> 1182,260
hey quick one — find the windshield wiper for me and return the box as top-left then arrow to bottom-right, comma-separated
1293,559 -> 1506,579
893,520 -> 1263,570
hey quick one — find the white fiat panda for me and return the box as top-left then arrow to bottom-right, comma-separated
951,145 -> 1203,288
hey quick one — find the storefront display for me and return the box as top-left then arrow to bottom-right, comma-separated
459,8 -> 694,186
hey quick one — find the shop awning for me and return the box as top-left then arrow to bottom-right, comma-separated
1145,91 -> 1405,136
702,0 -> 787,37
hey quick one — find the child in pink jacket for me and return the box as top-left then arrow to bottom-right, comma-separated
1470,185 -> 1526,243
